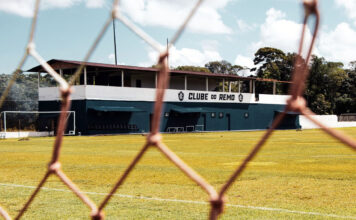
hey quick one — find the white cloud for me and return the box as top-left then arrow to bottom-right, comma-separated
236,19 -> 257,33
41,0 -> 81,9
318,22 -> 356,64
0,0 -> 34,17
86,0 -> 105,8
200,40 -> 219,51
141,45 -> 222,67
108,53 -> 116,64
1,0 -> 232,34
170,47 -> 222,67
244,7 -> 356,67
233,8 -> 315,76
0,0 -> 102,17
119,0 -> 232,34
107,53 -> 126,65
335,0 -> 356,25
234,55 -> 254,68
251,8 -> 314,55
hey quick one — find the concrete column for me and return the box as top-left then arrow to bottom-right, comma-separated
37,72 -> 40,89
249,80 -> 252,93
238,81 -> 241,93
121,70 -> 124,87
206,77 -> 208,91
184,75 -> 187,90
273,81 -> 276,94
84,67 -> 87,85
228,81 -> 231,93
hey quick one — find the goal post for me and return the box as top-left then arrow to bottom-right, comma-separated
0,111 -> 76,137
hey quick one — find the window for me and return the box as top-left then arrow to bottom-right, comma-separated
219,112 -> 224,118
211,112 -> 216,118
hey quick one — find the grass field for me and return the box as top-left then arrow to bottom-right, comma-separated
0,128 -> 355,219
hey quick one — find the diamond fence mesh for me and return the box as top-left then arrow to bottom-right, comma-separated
0,0 -> 355,219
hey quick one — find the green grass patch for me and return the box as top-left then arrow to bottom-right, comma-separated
0,128 -> 355,219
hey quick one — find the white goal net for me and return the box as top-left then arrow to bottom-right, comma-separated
0,111 -> 76,138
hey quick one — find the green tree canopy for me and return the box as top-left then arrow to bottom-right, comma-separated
252,47 -> 296,94
305,56 -> 349,114
0,73 -> 38,112
204,60 -> 243,75
174,66 -> 211,73
252,47 -> 295,81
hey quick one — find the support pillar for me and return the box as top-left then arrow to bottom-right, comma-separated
121,70 -> 124,87
184,75 -> 187,90
253,80 -> 256,93
37,72 -> 40,89
206,77 -> 208,91
84,67 -> 87,85
273,81 -> 276,94
228,81 -> 231,93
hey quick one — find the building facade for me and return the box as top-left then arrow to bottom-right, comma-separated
28,59 -> 300,135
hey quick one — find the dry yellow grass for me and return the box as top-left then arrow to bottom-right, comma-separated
0,128 -> 355,219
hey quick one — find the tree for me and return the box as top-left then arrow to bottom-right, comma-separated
306,56 -> 349,114
204,60 -> 243,75
174,66 -> 211,73
310,94 -> 331,114
252,47 -> 295,94
0,73 -> 38,112
324,62 -> 347,114
253,47 -> 286,78
336,61 -> 356,113
229,65 -> 244,75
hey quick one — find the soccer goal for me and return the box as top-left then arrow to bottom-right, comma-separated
0,111 -> 76,138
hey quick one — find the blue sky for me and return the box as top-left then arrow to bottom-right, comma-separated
1,0 -> 356,75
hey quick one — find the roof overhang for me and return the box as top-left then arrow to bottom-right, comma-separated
26,59 -> 292,84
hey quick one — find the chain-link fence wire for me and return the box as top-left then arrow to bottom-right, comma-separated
0,0 -> 355,219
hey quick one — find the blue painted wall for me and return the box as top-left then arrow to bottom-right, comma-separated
39,100 -> 298,134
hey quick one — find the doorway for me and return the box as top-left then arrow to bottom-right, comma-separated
226,113 -> 231,131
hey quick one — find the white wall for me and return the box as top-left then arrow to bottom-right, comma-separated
300,115 -> 356,129
39,86 -> 289,104
1,131 -> 54,139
